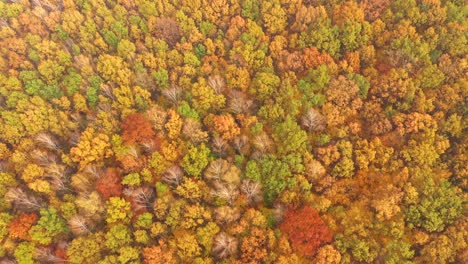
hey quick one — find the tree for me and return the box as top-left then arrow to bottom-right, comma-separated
261,1 -> 287,34
301,108 -> 326,132
249,71 -> 280,101
322,75 -> 363,127
240,227 -> 268,263
181,143 -> 211,178
172,230 -> 202,261
273,116 -> 308,156
29,207 -> 68,246
96,54 -> 132,86
96,168 -> 123,200
8,213 -> 38,240
69,127 -> 113,169
280,206 -> 332,257
105,223 -> 132,252
298,19 -> 341,58
213,232 -> 238,259
67,234 -> 104,264
143,241 -> 177,264
14,242 -> 36,264
121,113 -> 156,145
405,180 -> 463,232
153,17 -> 182,47
212,114 -> 241,140
314,245 -> 342,264
106,197 -> 133,225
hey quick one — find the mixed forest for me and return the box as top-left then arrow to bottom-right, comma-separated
0,0 -> 467,263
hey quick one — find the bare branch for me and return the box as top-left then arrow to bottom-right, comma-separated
228,90 -> 253,114
35,247 -> 65,263
162,165 -> 184,187
162,85 -> 182,105
211,182 -> 239,205
213,232 -> 238,259
208,75 -> 226,94
211,136 -> 228,156
233,135 -> 249,154
5,188 -> 42,212
252,133 -> 272,154
204,159 -> 229,182
123,187 -> 155,210
301,108 -> 326,132
68,215 -> 91,236
241,180 -> 263,204
35,133 -> 60,150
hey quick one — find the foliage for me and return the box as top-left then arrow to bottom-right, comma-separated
280,206 -> 332,257
0,1 -> 466,263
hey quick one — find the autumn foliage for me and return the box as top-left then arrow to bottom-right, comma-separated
8,213 -> 39,240
0,0 -> 465,263
280,206 -> 332,257
121,113 -> 157,145
96,168 -> 123,200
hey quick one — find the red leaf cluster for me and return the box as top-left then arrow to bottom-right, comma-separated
121,113 -> 156,145
96,168 -> 123,200
280,206 -> 332,257
8,213 -> 38,240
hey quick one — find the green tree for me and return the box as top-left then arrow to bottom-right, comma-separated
406,180 -> 463,232
29,207 -> 68,245
181,143 -> 211,178
105,224 -> 132,252
272,116 -> 308,156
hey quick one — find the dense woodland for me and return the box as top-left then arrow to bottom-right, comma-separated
0,0 -> 466,263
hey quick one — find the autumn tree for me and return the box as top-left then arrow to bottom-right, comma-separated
96,168 -> 123,200
280,206 -> 332,258
121,113 -> 156,145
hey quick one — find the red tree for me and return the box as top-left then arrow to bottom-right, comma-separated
279,206 -> 332,257
121,113 -> 157,145
9,213 -> 39,240
96,168 -> 123,200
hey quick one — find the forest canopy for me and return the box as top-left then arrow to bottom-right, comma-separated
0,0 -> 466,263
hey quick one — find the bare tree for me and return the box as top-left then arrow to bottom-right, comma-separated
83,165 -> 102,179
70,172 -> 94,193
35,247 -> 66,263
31,151 -> 57,167
228,90 -> 253,114
208,75 -> 226,94
162,165 -> 184,187
214,206 -> 241,225
252,133 -> 272,154
211,182 -> 239,205
301,108 -> 326,132
146,106 -> 168,131
241,180 -> 263,204
141,140 -> 157,154
204,159 -> 230,182
123,187 -> 155,210
100,84 -> 115,99
0,258 -> 17,264
211,136 -> 228,156
272,203 -> 285,222
153,17 -> 182,47
68,215 -> 90,236
35,133 -> 60,150
233,135 -> 249,154
162,85 -> 182,105
182,119 -> 208,143
213,232 -> 238,259
5,188 -> 42,212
